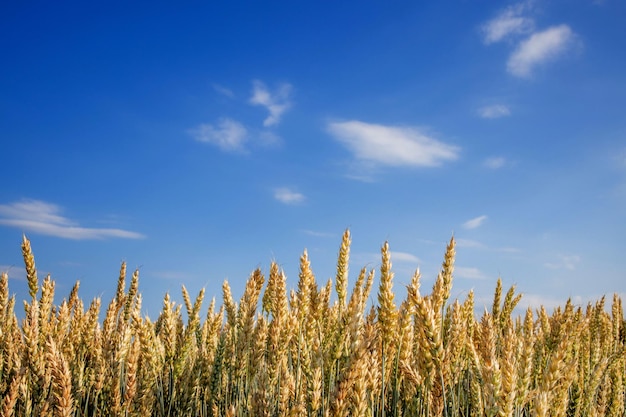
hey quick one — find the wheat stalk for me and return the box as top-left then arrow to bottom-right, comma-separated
1,234 -> 624,417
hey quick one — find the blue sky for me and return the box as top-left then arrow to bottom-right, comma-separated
1,0 -> 625,317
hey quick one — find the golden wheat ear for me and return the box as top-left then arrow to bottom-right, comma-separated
4,235 -> 625,416
21,235 -> 39,300
335,228 -> 351,311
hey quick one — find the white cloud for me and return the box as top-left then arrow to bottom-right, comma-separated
390,251 -> 420,264
481,3 -> 579,79
353,251 -> 420,268
327,120 -> 460,168
482,3 -> 535,44
475,293 -> 576,315
274,188 -> 305,205
495,246 -> 521,253
342,162 -> 380,182
212,83 -> 235,98
301,229 -> 335,238
455,267 -> 487,280
507,25 -> 575,78
189,118 -> 248,152
0,200 -> 144,240
515,294 -> 569,312
518,293 -> 626,314
478,105 -> 511,119
463,215 -> 488,230
455,238 -> 520,253
0,265 -> 26,281
249,80 -> 292,127
258,131 -> 282,147
484,157 -> 507,169
545,254 -> 581,270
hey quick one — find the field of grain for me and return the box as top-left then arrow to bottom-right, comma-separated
1,232 -> 624,416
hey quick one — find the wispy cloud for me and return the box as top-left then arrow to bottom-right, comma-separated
507,25 -> 575,78
274,188 -> 305,205
353,250 -> 420,268
515,293 -> 572,312
478,105 -> 511,119
258,131 -> 282,147
192,80 -> 291,152
456,238 -> 520,253
189,118 -> 248,152
519,293 -> 626,314
482,2 -> 535,44
327,120 -> 460,168
301,229 -> 336,238
0,265 -> 26,281
390,251 -> 421,264
545,254 -> 581,270
484,156 -> 507,169
249,80 -> 292,127
455,266 -> 487,280
212,83 -> 235,98
463,215 -> 488,230
482,3 -> 578,78
496,247 -> 522,253
0,200 -> 144,240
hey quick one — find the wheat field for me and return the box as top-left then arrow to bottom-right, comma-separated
0,232 -> 624,417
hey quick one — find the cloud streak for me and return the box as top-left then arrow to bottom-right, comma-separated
482,3 -> 535,44
507,25 -> 575,78
274,188 -> 305,205
189,118 -> 248,152
463,215 -> 488,229
484,157 -> 507,169
390,251 -> 420,264
301,229 -> 335,238
515,293 -> 572,312
455,266 -> 487,280
545,254 -> 580,271
327,120 -> 460,168
456,238 -> 520,253
249,80 -> 292,127
0,200 -> 144,240
481,3 -> 578,78
478,105 -> 511,119
0,265 -> 26,281
212,83 -> 235,98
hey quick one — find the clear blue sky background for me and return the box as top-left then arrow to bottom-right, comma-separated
1,0 -> 625,318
